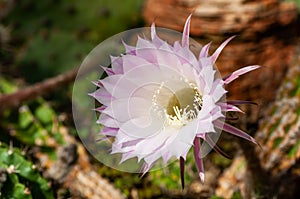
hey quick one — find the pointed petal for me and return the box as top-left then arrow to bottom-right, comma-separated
181,14 -> 192,47
151,22 -> 156,40
122,41 -> 136,55
96,136 -> 110,142
120,151 -> 136,164
89,87 -> 114,106
218,102 -> 244,113
180,156 -> 185,189
223,65 -> 260,84
193,138 -> 205,183
139,163 -> 148,178
211,36 -> 235,63
91,80 -> 103,87
139,161 -> 155,178
214,120 -> 257,145
151,24 -> 165,47
97,113 -> 119,128
101,127 -> 118,136
94,106 -> 106,113
110,55 -> 124,74
121,138 -> 143,148
199,42 -> 212,58
100,65 -> 115,76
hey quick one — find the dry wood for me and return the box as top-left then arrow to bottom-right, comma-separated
0,68 -> 78,113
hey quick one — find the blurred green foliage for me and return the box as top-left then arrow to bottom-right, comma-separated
287,0 -> 300,10
150,152 -> 196,190
0,143 -> 54,199
0,77 -> 65,150
0,77 -> 54,199
0,77 -> 66,198
4,0 -> 143,82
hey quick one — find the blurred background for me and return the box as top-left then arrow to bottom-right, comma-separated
0,0 -> 300,198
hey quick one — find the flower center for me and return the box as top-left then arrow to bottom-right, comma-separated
152,82 -> 203,127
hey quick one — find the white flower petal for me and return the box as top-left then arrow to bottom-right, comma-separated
91,15 -> 260,182
133,127 -> 177,158
102,97 -> 153,123
122,54 -> 153,73
181,14 -> 192,47
110,55 -> 124,74
89,87 -> 113,106
119,114 -> 164,139
97,113 -> 119,128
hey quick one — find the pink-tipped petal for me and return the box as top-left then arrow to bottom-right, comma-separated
181,14 -> 192,48
89,87 -> 114,106
110,55 -> 124,74
139,161 -> 155,178
148,23 -> 165,47
97,113 -> 119,128
150,22 -> 156,40
120,151 -> 136,164
101,65 -> 115,76
139,163 -> 148,178
101,127 -> 118,136
91,80 -> 102,87
193,138 -> 205,184
199,42 -> 212,58
94,106 -> 106,112
211,36 -> 235,63
214,120 -> 257,145
121,138 -> 143,148
223,65 -> 260,84
122,41 -> 136,55
218,102 -> 244,113
96,136 -> 110,142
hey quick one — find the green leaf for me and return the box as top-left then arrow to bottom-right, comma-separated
0,144 -> 54,199
19,107 -> 34,129
35,104 -> 54,124
0,78 -> 17,94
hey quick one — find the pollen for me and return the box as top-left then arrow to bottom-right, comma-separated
152,82 -> 203,127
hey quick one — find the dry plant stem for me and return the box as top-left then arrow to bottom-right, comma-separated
238,139 -> 272,198
0,67 -> 78,113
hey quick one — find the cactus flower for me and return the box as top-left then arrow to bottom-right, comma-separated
91,15 -> 259,188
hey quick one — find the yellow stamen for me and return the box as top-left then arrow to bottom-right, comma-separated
152,81 -> 203,127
